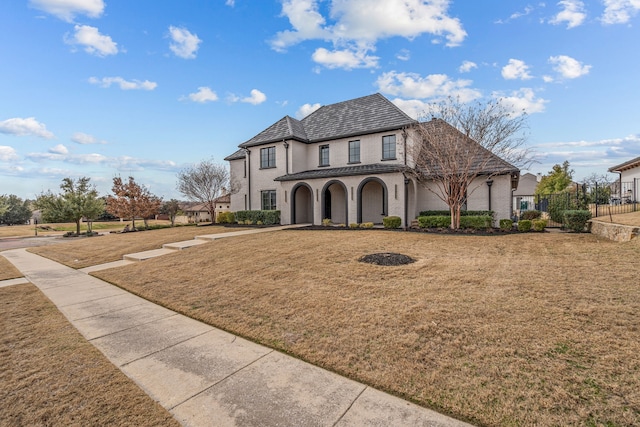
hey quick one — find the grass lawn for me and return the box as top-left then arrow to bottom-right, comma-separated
594,210 -> 640,226
0,283 -> 179,426
59,229 -> 638,427
28,224 -> 237,268
0,256 -> 22,281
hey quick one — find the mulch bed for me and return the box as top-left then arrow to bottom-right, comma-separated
359,252 -> 416,266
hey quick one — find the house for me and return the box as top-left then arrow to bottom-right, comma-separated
608,156 -> 640,204
513,173 -> 540,216
213,193 -> 231,222
180,203 -> 212,223
225,93 -> 519,227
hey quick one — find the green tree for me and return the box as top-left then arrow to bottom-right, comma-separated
535,161 -> 573,195
161,199 -> 181,227
35,177 -> 104,235
0,195 -> 9,218
0,195 -> 32,225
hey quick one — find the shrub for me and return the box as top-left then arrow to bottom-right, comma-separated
322,218 -> 331,226
234,210 -> 281,225
459,215 -> 493,229
383,216 -> 402,229
418,216 -> 450,228
217,211 -> 235,224
518,219 -> 532,232
360,222 -> 374,228
419,210 -> 493,217
532,219 -> 547,232
563,210 -> 592,232
499,219 -> 513,231
520,210 -> 542,221
349,223 -> 359,229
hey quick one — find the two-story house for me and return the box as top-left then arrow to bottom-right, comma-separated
225,93 -> 519,227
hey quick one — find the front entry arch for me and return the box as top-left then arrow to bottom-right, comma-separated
291,183 -> 313,224
357,177 -> 388,224
321,180 -> 348,224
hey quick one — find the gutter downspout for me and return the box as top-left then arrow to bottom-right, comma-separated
403,127 -> 409,229
245,148 -> 251,209
283,140 -> 289,175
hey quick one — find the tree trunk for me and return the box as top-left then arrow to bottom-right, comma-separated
76,219 -> 81,236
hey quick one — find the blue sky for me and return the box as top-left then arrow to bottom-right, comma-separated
1,0 -> 639,200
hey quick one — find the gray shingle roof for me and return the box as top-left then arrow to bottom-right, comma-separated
236,93 -> 416,150
274,163 -> 405,181
224,148 -> 246,161
609,156 -> 640,173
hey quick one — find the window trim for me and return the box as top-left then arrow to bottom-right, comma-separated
260,146 -> 276,169
382,134 -> 397,161
261,190 -> 277,210
348,140 -> 361,164
318,144 -> 330,167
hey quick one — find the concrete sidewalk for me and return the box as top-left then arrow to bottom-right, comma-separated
2,245 -> 472,426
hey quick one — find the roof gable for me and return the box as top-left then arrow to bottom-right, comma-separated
240,116 -> 307,148
609,156 -> 640,173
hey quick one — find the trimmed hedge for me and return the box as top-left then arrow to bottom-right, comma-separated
217,211 -> 235,224
518,220 -> 532,232
235,210 -> 281,225
499,219 -> 513,231
532,219 -> 546,232
383,216 -> 402,229
418,215 -> 492,229
563,210 -> 592,232
419,210 -> 494,217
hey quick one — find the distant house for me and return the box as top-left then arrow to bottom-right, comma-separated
225,93 -> 520,227
181,203 -> 211,223
609,156 -> 640,203
213,194 -> 231,222
513,173 -> 540,216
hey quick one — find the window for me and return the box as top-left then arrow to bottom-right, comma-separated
260,146 -> 276,168
382,135 -> 396,160
319,145 -> 329,166
349,140 -> 360,163
261,190 -> 277,210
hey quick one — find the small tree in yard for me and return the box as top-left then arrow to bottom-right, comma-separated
535,161 -> 574,196
177,159 -> 230,223
0,195 -> 32,225
161,199 -> 181,227
408,97 -> 532,229
106,176 -> 161,230
34,177 -> 104,235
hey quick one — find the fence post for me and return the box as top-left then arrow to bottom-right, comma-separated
635,178 -> 638,213
595,181 -> 598,218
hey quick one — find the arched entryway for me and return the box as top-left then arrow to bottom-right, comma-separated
321,180 -> 348,224
357,178 -> 388,224
291,183 -> 313,224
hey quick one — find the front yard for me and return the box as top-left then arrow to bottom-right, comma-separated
69,229 -> 640,426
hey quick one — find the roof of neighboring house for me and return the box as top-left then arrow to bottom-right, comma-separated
274,163 -> 405,181
513,173 -> 539,196
609,156 -> 640,173
181,203 -> 210,213
213,194 -> 231,203
234,93 -> 417,150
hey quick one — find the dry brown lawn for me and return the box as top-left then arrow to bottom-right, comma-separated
84,229 -> 640,427
0,256 -> 22,281
594,210 -> 640,226
28,225 -> 236,268
0,283 -> 179,426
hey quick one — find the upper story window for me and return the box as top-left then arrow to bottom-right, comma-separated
382,135 -> 396,160
319,144 -> 330,167
260,146 -> 276,169
261,190 -> 277,210
349,140 -> 360,163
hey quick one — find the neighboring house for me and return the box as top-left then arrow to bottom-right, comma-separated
225,93 -> 520,227
513,173 -> 540,216
609,156 -> 640,203
181,203 -> 212,223
213,194 -> 231,222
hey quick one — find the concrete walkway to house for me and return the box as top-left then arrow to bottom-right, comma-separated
1,226 -> 473,427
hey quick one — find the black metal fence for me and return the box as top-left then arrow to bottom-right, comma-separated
518,178 -> 639,227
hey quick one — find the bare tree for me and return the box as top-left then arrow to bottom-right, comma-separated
106,176 -> 160,230
176,159 -> 230,223
407,97 -> 533,229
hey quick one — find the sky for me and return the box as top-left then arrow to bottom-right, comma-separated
1,0 -> 639,200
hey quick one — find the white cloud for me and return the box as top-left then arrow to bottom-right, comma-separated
396,48 -> 411,61
168,26 -> 202,59
65,24 -> 118,57
0,146 -> 19,162
49,144 -> 68,154
601,0 -> 640,24
225,0 -> 235,5
376,71 -> 482,103
493,88 -> 548,115
550,0 -> 587,28
71,132 -> 105,144
0,117 -> 55,139
271,0 -> 466,70
548,55 -> 591,78
296,103 -> 322,119
29,0 -> 104,22
495,6 -> 535,24
312,47 -> 379,69
502,59 -> 533,80
184,87 -> 219,103
241,89 -> 267,105
459,60 -> 477,73
89,76 -> 158,90
390,98 -> 430,119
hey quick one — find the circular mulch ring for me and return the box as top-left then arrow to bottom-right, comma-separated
358,252 -> 416,266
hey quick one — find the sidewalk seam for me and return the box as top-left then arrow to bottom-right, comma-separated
87,313 -> 180,341
332,385 -> 368,427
